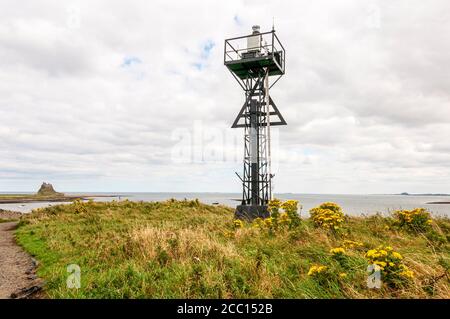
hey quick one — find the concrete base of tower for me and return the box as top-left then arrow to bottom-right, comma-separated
234,205 -> 270,221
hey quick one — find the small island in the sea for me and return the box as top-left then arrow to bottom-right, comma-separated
397,192 -> 450,196
0,182 -> 117,204
395,192 -> 450,204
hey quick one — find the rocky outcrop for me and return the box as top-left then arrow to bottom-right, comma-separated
37,182 -> 63,197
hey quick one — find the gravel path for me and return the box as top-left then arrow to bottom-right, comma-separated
0,221 -> 43,298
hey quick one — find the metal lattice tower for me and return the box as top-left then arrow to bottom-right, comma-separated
224,26 -> 286,220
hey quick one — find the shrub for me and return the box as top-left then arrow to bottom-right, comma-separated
330,247 -> 348,267
263,217 -> 274,230
393,208 -> 432,232
281,200 -> 298,214
73,199 -> 88,214
309,202 -> 344,230
267,199 -> 301,229
281,200 -> 301,227
365,246 -> 413,286
268,199 -> 282,217
277,212 -> 291,227
308,265 -> 328,276
330,247 -> 346,255
251,217 -> 275,233
307,265 -> 335,286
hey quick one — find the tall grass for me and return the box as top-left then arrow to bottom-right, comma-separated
15,199 -> 450,298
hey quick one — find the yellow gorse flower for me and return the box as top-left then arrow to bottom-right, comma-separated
281,200 -> 299,214
265,199 -> 300,229
392,252 -> 403,259
223,230 -> 235,238
365,245 -> 413,283
268,199 -> 282,211
307,265 -> 328,276
233,219 -> 244,229
330,247 -> 346,255
399,265 -> 414,279
259,217 -> 274,230
309,202 -> 344,230
342,240 -> 364,249
393,208 -> 432,232
278,212 -> 291,225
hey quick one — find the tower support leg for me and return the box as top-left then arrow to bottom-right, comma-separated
234,78 -> 270,221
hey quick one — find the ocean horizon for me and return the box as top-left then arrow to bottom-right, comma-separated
1,192 -> 450,217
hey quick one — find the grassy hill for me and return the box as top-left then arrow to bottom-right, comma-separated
15,199 -> 450,298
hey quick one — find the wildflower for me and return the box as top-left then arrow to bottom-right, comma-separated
365,246 -> 413,285
330,247 -> 346,255
223,230 -> 234,238
339,273 -> 347,278
392,252 -> 403,260
252,217 -> 263,229
263,217 -> 274,229
307,265 -> 327,276
233,219 -> 244,229
278,212 -> 291,226
268,199 -> 282,212
281,200 -> 299,214
342,240 -> 363,249
309,202 -> 345,230
393,208 -> 432,232
399,265 -> 414,279
378,250 -> 388,257
374,261 -> 387,269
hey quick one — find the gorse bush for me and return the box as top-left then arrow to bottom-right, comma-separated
330,247 -> 345,255
281,200 -> 301,227
309,202 -> 345,230
306,265 -> 338,288
393,208 -> 433,232
365,246 -> 414,286
307,265 -> 328,276
268,199 -> 282,216
266,199 -> 300,230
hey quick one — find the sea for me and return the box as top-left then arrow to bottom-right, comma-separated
1,192 -> 450,217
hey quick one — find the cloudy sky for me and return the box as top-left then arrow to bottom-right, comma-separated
1,0 -> 449,194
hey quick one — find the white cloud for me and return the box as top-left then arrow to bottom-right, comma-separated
0,0 -> 449,193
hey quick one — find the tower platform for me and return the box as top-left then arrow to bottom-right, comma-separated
225,53 -> 284,79
224,30 -> 285,81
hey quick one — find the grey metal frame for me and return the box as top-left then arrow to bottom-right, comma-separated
224,29 -> 287,210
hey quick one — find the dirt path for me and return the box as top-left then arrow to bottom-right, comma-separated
0,221 -> 43,299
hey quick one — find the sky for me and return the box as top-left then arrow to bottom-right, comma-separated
1,0 -> 450,194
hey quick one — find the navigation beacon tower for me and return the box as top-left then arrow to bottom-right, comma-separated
224,25 -> 286,220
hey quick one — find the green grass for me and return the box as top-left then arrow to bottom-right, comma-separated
0,194 -> 66,201
15,199 -> 450,299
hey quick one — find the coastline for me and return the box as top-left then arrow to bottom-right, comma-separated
427,201 -> 450,205
0,194 -> 121,204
